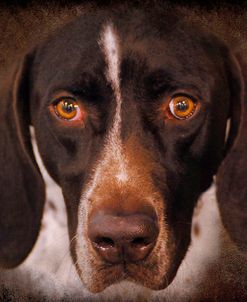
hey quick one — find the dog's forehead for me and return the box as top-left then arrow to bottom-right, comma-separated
33,11 -> 221,96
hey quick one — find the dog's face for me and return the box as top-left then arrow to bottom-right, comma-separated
0,8 -> 246,293
30,12 -> 231,291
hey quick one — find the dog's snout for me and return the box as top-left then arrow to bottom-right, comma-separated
88,213 -> 159,264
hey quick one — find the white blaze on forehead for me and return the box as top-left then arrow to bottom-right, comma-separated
101,24 -> 121,94
80,25 -> 128,200
82,23 -> 129,203
99,23 -> 128,182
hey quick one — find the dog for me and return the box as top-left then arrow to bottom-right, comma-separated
0,6 -> 246,295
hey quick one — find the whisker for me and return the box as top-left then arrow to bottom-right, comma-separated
54,249 -> 71,273
69,234 -> 78,247
55,234 -> 79,274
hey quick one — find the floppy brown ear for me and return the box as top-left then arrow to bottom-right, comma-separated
0,52 -> 45,268
216,50 -> 247,251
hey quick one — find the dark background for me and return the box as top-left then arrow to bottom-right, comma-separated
0,0 -> 247,74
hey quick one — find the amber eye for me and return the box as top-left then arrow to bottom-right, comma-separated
54,98 -> 80,120
169,96 -> 197,120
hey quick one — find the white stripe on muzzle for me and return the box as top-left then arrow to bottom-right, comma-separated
81,24 -> 128,204
76,24 -> 129,284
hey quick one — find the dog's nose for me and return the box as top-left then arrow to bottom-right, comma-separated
88,213 -> 159,263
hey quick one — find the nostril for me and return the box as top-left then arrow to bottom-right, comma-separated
92,236 -> 120,263
131,237 -> 151,247
94,237 -> 115,249
127,235 -> 156,262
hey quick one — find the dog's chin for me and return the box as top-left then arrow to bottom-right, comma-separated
75,260 -> 179,293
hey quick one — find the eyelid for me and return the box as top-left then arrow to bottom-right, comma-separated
49,91 -> 78,104
173,93 -> 197,100
168,91 -> 199,104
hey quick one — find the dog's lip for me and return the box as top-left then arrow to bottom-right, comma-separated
99,261 -> 156,284
94,262 -> 171,292
99,261 -> 131,272
98,261 -> 138,279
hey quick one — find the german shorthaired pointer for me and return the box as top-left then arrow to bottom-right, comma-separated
0,7 -> 246,294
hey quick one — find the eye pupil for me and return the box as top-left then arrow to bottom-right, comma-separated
62,101 -> 75,113
175,100 -> 189,112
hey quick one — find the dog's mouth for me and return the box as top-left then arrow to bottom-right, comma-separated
74,231 -> 182,293
75,257 -> 176,293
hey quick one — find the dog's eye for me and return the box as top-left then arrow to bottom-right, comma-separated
168,96 -> 197,120
54,98 -> 81,120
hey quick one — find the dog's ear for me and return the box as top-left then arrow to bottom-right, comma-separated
0,51 -> 45,268
216,49 -> 247,251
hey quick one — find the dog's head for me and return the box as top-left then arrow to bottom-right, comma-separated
0,9 -> 246,292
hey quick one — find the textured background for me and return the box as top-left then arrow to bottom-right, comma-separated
1,1 -> 247,68
0,2 -> 246,301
